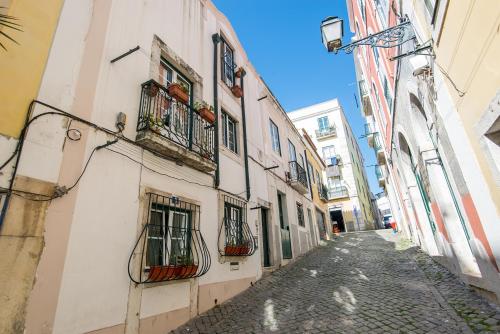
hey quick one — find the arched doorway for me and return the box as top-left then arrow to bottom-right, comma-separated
396,131 -> 440,256
408,94 -> 479,275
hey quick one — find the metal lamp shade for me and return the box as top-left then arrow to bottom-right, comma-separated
321,16 -> 344,52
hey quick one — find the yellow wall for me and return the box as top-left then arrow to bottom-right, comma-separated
433,0 -> 500,215
305,149 -> 328,212
0,0 -> 64,138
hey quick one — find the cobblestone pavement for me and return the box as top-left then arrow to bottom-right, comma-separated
173,230 -> 500,334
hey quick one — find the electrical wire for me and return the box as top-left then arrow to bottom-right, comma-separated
105,147 -> 214,190
1,139 -> 119,202
434,61 -> 466,97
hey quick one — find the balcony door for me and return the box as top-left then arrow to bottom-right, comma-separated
288,140 -> 298,179
278,192 -> 292,259
159,58 -> 193,145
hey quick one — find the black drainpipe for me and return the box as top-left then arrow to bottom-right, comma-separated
304,149 -> 314,200
240,70 -> 251,200
212,33 -> 220,188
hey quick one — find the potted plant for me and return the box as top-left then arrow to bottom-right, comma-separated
240,241 -> 250,255
175,254 -> 198,279
148,112 -> 166,131
224,243 -> 238,256
231,84 -> 243,98
167,80 -> 189,104
194,101 -> 215,124
234,67 -> 244,78
147,265 -> 177,282
146,82 -> 159,97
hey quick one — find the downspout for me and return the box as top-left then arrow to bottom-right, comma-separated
240,70 -> 251,200
212,33 -> 220,188
304,149 -> 314,200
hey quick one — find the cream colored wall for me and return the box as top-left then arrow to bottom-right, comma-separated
433,0 -> 500,215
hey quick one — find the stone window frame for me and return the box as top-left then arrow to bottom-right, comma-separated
150,35 -> 204,105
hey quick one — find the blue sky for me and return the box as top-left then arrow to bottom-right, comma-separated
213,0 -> 382,194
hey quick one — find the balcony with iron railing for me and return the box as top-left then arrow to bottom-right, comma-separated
136,80 -> 216,173
373,133 -> 386,165
328,186 -> 349,200
315,125 -> 336,139
359,80 -> 373,116
365,123 -> 376,148
318,183 -> 329,202
287,161 -> 308,195
375,165 -> 386,188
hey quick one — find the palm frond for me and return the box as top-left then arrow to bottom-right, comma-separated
0,6 -> 21,50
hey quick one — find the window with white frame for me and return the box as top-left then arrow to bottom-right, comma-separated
160,58 -> 192,101
221,39 -> 235,87
375,0 -> 389,28
146,201 -> 193,267
269,119 -> 281,155
317,116 -> 329,132
322,145 -> 337,165
222,111 -> 238,153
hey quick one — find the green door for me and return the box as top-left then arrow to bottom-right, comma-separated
278,193 -> 292,259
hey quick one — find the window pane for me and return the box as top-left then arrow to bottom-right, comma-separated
317,116 -> 329,131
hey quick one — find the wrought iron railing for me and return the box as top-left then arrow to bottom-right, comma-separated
315,125 -> 336,138
328,186 -> 349,200
359,80 -> 368,96
288,161 -> 308,189
375,165 -> 383,179
137,80 -> 215,161
373,132 -> 383,151
318,183 -> 329,201
218,195 -> 256,257
128,193 -> 211,283
364,123 -> 375,136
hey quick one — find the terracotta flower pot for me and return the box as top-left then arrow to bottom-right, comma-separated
235,68 -> 243,78
147,265 -> 177,282
240,246 -> 250,255
167,83 -> 189,104
231,85 -> 243,98
224,245 -> 237,256
199,107 -> 215,124
146,84 -> 159,97
176,265 -> 198,279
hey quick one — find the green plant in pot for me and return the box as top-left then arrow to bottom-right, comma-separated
194,101 -> 215,124
175,254 -> 197,278
167,80 -> 189,104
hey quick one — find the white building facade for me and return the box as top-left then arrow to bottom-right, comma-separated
0,1 -> 325,333
289,99 -> 375,232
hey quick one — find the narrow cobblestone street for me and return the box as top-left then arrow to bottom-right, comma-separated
174,230 -> 500,334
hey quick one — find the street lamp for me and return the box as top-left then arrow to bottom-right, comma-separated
320,16 -> 344,52
320,15 -> 432,59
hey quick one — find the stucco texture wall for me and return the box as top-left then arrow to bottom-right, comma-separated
0,0 -> 64,138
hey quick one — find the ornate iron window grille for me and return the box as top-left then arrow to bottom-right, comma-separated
218,195 -> 256,257
128,193 -> 211,283
287,161 -> 308,189
137,80 -> 215,161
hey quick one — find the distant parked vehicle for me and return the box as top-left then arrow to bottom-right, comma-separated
383,215 -> 392,229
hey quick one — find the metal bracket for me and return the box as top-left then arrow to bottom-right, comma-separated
336,17 -> 414,54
